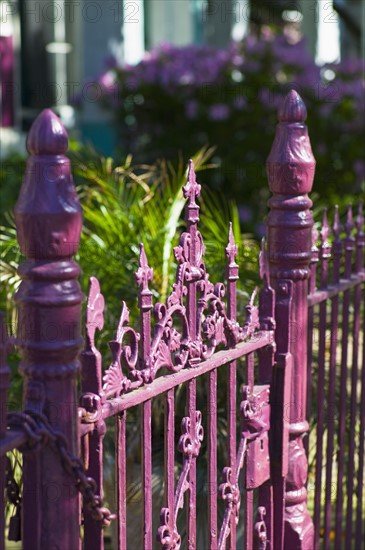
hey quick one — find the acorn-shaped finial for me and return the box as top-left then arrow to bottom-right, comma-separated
26,109 -> 68,155
278,89 -> 307,123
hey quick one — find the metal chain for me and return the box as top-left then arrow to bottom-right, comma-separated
7,410 -> 115,526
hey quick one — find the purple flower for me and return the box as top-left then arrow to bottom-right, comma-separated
238,206 -> 252,222
185,100 -> 198,120
99,71 -> 117,93
233,96 -> 247,110
354,160 -> 365,181
208,103 -> 230,121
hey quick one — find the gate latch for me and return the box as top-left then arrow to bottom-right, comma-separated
241,384 -> 270,489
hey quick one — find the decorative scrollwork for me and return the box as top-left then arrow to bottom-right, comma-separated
157,508 -> 181,550
178,410 -> 204,459
219,467 -> 241,524
102,302 -> 141,398
89,160 -> 265,399
85,277 -> 105,350
254,507 -> 268,550
157,411 -> 204,550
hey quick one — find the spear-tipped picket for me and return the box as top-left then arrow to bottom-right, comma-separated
356,199 -> 364,236
0,313 -> 10,549
319,209 -> 331,288
225,223 -> 239,319
259,237 -> 269,285
333,205 -> 341,242
135,243 -> 153,549
345,204 -> 355,238
136,243 -> 153,298
226,222 -> 238,271
182,160 -> 201,226
320,209 -> 330,246
81,277 -> 107,548
332,206 -> 342,284
355,200 -> 365,273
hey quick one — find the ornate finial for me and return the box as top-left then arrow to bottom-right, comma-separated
183,159 -> 201,206
320,208 -> 330,245
15,108 -> 82,261
225,222 -> 238,265
333,205 -> 341,241
345,204 -> 354,236
267,91 -> 315,195
135,243 -> 153,292
278,89 -> 307,123
356,199 -> 364,234
26,109 -> 68,155
259,238 -> 270,284
85,277 -> 105,349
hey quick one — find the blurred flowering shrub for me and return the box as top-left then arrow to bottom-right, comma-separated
97,28 -> 365,229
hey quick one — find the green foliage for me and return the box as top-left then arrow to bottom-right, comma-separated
0,154 -> 26,224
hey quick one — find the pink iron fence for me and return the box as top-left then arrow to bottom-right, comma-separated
0,90 -> 364,550
306,202 -> 365,550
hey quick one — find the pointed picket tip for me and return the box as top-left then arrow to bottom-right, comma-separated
356,199 -> 364,231
183,159 -> 201,207
139,242 -> 149,269
259,237 -> 270,283
278,89 -> 307,123
26,108 -> 68,156
311,225 -> 319,249
333,205 -> 341,240
135,242 -> 153,289
320,208 -> 330,243
225,222 -> 238,262
188,159 -> 196,184
345,204 -> 354,236
228,222 -> 236,247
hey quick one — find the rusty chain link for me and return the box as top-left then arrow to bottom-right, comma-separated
7,410 -> 115,527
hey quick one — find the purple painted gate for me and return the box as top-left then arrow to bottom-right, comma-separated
1,91 -> 364,550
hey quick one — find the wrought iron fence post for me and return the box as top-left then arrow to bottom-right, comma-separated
266,90 -> 315,549
14,110 -> 83,549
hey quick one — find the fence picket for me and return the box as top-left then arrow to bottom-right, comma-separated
323,207 -> 341,550
314,209 -> 331,549
0,314 -> 10,550
355,201 -> 365,548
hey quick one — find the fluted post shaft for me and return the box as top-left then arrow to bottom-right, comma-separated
266,90 -> 315,549
14,110 -> 83,549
